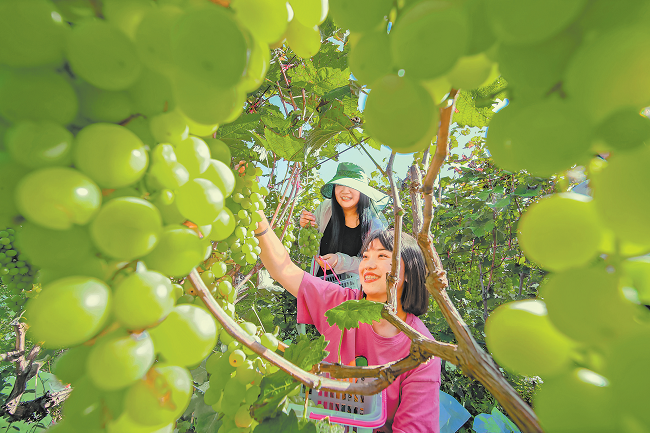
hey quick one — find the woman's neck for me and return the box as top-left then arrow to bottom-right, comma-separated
342,207 -> 359,228
371,305 -> 408,338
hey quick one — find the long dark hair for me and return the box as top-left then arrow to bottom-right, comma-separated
360,230 -> 429,316
326,187 -> 373,255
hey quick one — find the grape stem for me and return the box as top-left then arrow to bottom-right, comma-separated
0,321 -> 72,423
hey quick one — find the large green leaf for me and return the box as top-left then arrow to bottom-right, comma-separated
291,65 -> 350,97
264,129 -> 305,161
325,299 -> 384,330
216,112 -> 261,139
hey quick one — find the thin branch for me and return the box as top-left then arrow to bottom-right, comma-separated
385,151 -> 402,312
416,89 -> 543,433
190,269 -> 418,395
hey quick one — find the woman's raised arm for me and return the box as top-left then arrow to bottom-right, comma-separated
254,211 -> 304,297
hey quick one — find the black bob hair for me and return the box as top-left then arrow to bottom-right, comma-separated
359,229 -> 429,316
326,187 -> 373,254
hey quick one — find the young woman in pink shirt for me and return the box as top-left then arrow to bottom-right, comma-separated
255,211 -> 441,433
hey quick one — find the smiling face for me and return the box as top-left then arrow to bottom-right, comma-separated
334,184 -> 360,212
359,239 -> 406,303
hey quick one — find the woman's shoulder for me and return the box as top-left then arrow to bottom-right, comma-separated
408,315 -> 436,341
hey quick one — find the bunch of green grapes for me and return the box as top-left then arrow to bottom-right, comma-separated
219,162 -> 269,267
298,225 -> 322,257
0,227 -> 37,313
0,0 -> 325,430
204,321 -> 281,433
274,223 -> 296,251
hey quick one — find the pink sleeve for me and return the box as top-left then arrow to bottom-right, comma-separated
392,359 -> 441,433
296,272 -> 358,332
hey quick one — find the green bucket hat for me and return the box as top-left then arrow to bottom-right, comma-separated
320,162 -> 389,207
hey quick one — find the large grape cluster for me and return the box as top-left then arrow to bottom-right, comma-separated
467,1 -> 650,431
0,0 -> 325,430
0,227 -> 37,313
298,225 -> 322,257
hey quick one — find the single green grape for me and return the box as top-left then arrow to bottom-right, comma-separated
240,32 -> 270,93
26,276 -> 111,349
90,197 -> 162,260
485,299 -> 574,377
125,364 -> 193,426
74,123 -> 149,189
565,25 -> 650,122
540,267 -> 641,344
142,225 -> 205,277
149,304 -> 219,367
127,68 -> 175,118
285,20 -> 321,59
173,70 -> 245,131
328,0 -> 392,33
0,68 -> 78,125
112,270 -> 175,330
534,368 -> 617,433
149,110 -> 189,145
229,349 -> 246,368
75,80 -> 133,123
486,0 -> 586,46
390,1 -> 469,80
0,0 -> 69,67
202,159 -> 236,198
175,178 -> 224,226
5,121 -> 73,168
171,7 -> 248,87
517,193 -> 604,272
205,139 -> 232,164
148,144 -> 191,190
15,222 -> 94,270
87,330 -> 156,391
234,404 -> 253,428
135,5 -> 182,75
66,19 -> 142,91
485,98 -> 593,177
52,345 -> 92,385
232,0 -> 288,44
363,75 -> 437,153
349,30 -> 392,86
591,144 -> 650,248
175,136 -> 211,178
16,167 -> 101,230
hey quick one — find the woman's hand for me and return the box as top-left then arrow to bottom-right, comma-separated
299,210 -> 317,228
317,254 -> 338,271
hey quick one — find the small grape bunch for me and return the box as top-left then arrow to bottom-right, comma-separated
226,161 -> 268,266
274,224 -> 296,251
0,227 -> 37,313
298,225 -> 322,257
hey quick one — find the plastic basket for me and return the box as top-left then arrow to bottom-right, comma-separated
287,379 -> 387,432
310,258 -> 361,291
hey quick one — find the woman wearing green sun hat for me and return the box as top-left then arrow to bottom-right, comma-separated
300,162 -> 389,281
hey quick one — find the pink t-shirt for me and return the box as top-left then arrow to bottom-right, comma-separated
297,272 -> 441,433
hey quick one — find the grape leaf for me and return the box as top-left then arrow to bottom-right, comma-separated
284,335 -> 329,371
325,299 -> 384,331
216,112 -> 261,139
291,65 -> 350,97
264,128 -> 305,161
254,410 -> 317,433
